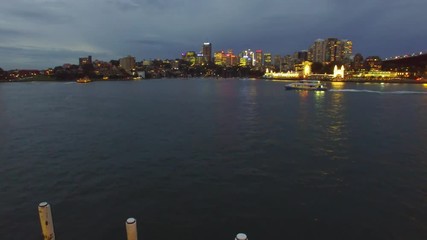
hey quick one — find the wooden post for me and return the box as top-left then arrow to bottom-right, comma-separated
126,218 -> 138,240
235,233 -> 248,240
38,202 -> 55,240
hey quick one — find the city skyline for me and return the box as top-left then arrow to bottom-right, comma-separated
1,0 -> 426,69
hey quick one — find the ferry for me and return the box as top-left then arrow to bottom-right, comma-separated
285,80 -> 327,91
76,76 -> 91,83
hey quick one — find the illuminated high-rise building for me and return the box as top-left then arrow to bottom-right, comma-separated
324,38 -> 339,63
309,39 -> 325,63
341,39 -> 353,62
183,51 -> 197,66
239,49 -> 255,66
309,38 -> 352,64
255,50 -> 263,67
214,51 -> 226,66
214,50 -> 238,67
264,53 -> 272,66
196,53 -> 205,66
225,50 -> 237,67
202,42 -> 212,64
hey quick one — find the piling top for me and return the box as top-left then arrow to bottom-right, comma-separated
39,202 -> 49,207
127,218 -> 136,224
236,233 -> 247,240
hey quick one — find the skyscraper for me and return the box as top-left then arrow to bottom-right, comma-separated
214,51 -> 225,66
239,49 -> 255,66
255,50 -> 263,68
264,53 -> 272,67
183,51 -> 197,66
308,38 -> 352,64
202,42 -> 212,64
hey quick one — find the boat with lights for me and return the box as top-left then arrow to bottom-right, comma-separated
76,76 -> 91,83
285,80 -> 327,91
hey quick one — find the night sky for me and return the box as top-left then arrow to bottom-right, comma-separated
1,0 -> 426,69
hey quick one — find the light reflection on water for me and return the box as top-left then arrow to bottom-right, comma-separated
239,81 -> 259,139
324,92 -> 348,160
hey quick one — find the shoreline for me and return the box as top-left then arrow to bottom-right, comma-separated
1,77 -> 427,84
264,77 -> 427,84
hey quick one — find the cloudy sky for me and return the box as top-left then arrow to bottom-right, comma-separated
0,0 -> 426,69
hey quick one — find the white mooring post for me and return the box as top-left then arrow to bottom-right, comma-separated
126,218 -> 138,240
235,233 -> 248,240
38,202 -> 55,240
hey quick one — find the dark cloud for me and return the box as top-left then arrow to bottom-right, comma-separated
0,28 -> 35,40
107,0 -> 170,10
8,9 -> 73,24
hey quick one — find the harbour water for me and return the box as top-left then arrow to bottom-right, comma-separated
1,79 -> 427,240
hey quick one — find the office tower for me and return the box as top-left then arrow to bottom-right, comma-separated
214,51 -> 225,66
202,42 -> 212,64
309,39 -> 325,63
239,49 -> 255,66
226,50 -> 238,67
264,53 -> 272,67
255,50 -> 263,67
183,51 -> 197,66
324,38 -> 339,63
341,39 -> 353,62
308,38 -> 353,64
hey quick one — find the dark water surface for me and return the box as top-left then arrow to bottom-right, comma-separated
1,79 -> 427,240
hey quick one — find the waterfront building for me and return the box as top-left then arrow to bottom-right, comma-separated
365,56 -> 382,70
294,61 -> 312,77
202,42 -> 212,64
263,68 -> 300,79
119,55 -> 136,74
333,65 -> 345,78
353,70 -> 399,79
